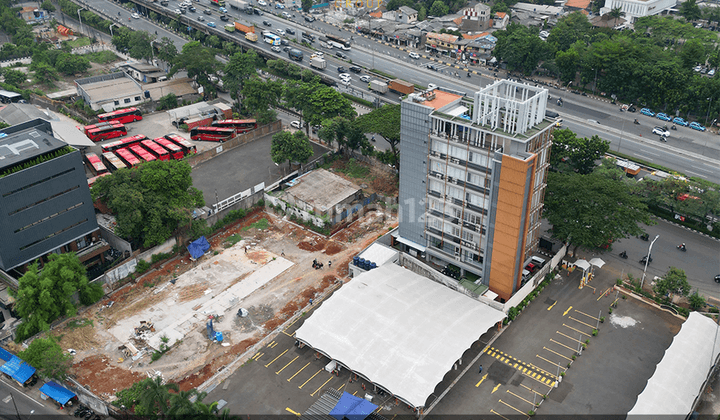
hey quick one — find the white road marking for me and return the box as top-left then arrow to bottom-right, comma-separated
634,154 -> 654,161
0,378 -> 44,407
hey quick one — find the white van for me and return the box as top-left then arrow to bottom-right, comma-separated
530,256 -> 546,267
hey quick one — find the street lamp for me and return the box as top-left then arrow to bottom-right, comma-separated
640,234 -> 659,289
77,7 -> 86,35
109,23 -> 117,37
705,97 -> 713,127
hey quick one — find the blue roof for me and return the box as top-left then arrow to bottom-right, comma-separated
0,356 -> 35,384
187,236 -> 210,259
0,347 -> 13,362
329,392 -> 378,420
40,381 -> 76,405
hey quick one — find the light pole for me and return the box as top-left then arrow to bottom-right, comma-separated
592,67 -> 598,96
109,23 -> 117,37
705,97 -> 713,126
640,234 -> 659,289
618,117 -> 625,153
77,7 -> 86,35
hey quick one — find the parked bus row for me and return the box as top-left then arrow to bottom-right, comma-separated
190,119 -> 258,142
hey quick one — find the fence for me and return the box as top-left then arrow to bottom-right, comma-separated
214,182 -> 265,214
184,120 -> 282,168
264,193 -> 326,228
502,243 -> 567,312
98,258 -> 138,288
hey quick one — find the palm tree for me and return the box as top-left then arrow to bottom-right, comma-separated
608,7 -> 625,27
137,376 -> 178,418
167,389 -> 200,418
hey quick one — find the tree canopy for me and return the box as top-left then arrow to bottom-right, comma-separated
91,160 -> 205,248
355,104 -> 401,168
169,41 -> 221,97
653,267 -> 691,300
18,337 -> 72,379
549,128 -> 610,174
271,130 -> 314,168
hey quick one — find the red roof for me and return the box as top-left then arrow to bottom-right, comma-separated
565,0 -> 592,8
496,12 -> 507,18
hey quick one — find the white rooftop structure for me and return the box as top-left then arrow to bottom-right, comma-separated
627,312 -> 720,418
474,80 -> 548,135
295,263 -> 506,408
358,243 -> 398,267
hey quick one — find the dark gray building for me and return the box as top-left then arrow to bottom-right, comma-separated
0,119 -> 102,272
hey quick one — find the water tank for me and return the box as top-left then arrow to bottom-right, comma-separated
353,256 -> 359,266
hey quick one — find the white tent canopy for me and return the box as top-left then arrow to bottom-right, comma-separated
574,259 -> 591,271
627,312 -> 720,418
295,263 -> 506,408
589,258 -> 605,268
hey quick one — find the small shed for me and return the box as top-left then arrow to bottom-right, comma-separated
39,381 -> 78,408
281,169 -> 362,223
0,356 -> 36,386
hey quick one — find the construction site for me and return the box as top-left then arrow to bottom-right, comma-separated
40,205 -> 397,402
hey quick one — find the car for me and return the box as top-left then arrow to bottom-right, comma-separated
426,63 -> 437,71
694,65 -> 702,72
409,52 -> 420,59
280,39 -> 289,46
207,21 -> 216,27
640,108 -> 655,116
349,65 -> 361,73
173,9 -> 182,14
689,122 -> 706,131
337,66 -> 346,73
131,12 -> 140,18
283,46 -> 290,51
715,274 -> 720,283
652,126 -> 670,137
271,45 -> 281,52
339,73 -> 351,80
219,6 -> 227,12
313,51 -> 323,58
701,67 -> 708,74
656,112 -> 672,121
359,75 -> 370,82
286,28 -> 295,34
282,11 -> 290,18
263,20 -> 271,26
336,51 -> 347,59
290,120 -> 303,129
219,13 -> 229,20
189,6 -> 196,11
340,79 -> 351,87
427,83 -> 437,90
710,69 -> 716,77
258,0 -> 267,5
276,29 -> 285,36
160,0 -> 169,5
305,15 -> 315,22
672,117 -> 689,126
254,8 -> 263,15
203,8 -> 212,14
276,3 -> 285,8
197,15 -> 205,20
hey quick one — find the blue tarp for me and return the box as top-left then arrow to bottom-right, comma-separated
329,392 -> 378,420
0,356 -> 35,384
39,381 -> 76,406
187,236 -> 210,260
0,347 -> 13,362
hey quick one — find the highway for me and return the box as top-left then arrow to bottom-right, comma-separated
0,378 -> 60,419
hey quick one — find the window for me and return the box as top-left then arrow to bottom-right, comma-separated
124,98 -> 131,104
135,96 -> 141,101
114,100 -> 119,105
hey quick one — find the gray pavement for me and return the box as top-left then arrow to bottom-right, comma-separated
0,377 -> 64,418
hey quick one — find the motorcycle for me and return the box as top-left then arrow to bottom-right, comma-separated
634,119 -> 640,125
640,234 -> 649,241
677,244 -> 686,252
640,255 -> 653,264
619,251 -> 628,259
467,72 -> 471,78
671,125 -> 677,130
659,136 -> 667,142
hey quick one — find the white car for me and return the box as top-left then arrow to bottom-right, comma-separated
694,65 -> 702,72
258,0 -> 267,5
652,126 -> 670,137
276,29 -> 285,36
427,83 -> 437,90
314,52 -> 324,58
282,11 -> 290,18
339,73 -> 351,80
173,9 -> 182,14
290,120 -> 303,129
709,69 -> 716,77
197,15 -> 205,21
132,12 -> 140,18
409,52 -> 420,59
359,75 -> 370,83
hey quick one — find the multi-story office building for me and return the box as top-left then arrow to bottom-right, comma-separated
397,80 -> 553,301
0,119 -> 104,274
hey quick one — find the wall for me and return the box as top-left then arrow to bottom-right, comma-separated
98,225 -> 132,255
204,189 -> 265,227
30,94 -> 90,124
100,258 -> 138,287
136,237 -> 176,263
184,120 -> 282,168
501,242 -> 566,312
264,193 -> 326,228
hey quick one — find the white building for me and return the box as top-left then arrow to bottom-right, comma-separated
600,0 -> 677,22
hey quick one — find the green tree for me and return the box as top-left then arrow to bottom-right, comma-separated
679,38 -> 706,68
128,31 -> 154,62
653,267 -> 691,300
223,50 -> 260,110
0,122 -> 9,129
607,7 -> 625,27
429,0 -> 449,17
91,160 -> 205,247
303,86 -> 356,132
156,37 -> 178,64
546,11 -> 592,52
549,129 -> 610,174
679,0 -> 702,21
40,0 -> 55,12
355,104 -> 401,168
54,53 -> 91,75
242,78 -> 284,118
284,78 -> 320,135
301,0 -> 313,12
271,130 -> 313,169
18,337 -> 72,379
158,93 -> 178,110
688,289 -> 706,310
11,253 -> 96,341
494,23 -> 551,74
544,170 -> 653,254
418,6 -> 427,21
137,376 -> 178,417
2,68 -> 26,87
31,61 -> 59,86
169,41 -> 221,97
167,389 -> 201,416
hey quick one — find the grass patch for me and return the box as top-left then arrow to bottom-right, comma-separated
336,158 -> 370,179
66,318 -> 94,329
368,69 -> 395,79
243,218 -> 270,231
341,92 -> 374,108
64,37 -> 91,48
224,233 -> 242,248
84,50 -> 119,64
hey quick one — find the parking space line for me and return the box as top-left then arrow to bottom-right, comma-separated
266,341 -> 275,348
286,407 -> 301,416
310,375 -> 335,396
520,383 -> 543,396
575,309 -> 599,320
486,347 -> 555,382
282,330 -> 296,337
475,373 -> 488,387
563,323 -> 592,337
527,363 -> 556,379
543,346 -> 572,361
490,409 -> 511,420
498,399 -> 526,415
556,330 -> 584,344
522,370 -> 557,388
563,306 -> 573,316
506,389 -> 535,407
547,301 -> 557,310
265,349 -> 289,368
287,362 -> 311,382
252,352 -> 264,360
338,384 -> 345,391
550,338 -> 579,353
276,355 -> 299,375
298,369 -> 323,389
568,316 -> 595,329
598,287 -> 613,300
536,354 -> 567,371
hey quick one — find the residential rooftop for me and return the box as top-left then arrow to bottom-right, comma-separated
0,119 -> 67,171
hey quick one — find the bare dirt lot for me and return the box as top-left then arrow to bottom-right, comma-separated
60,207 -> 397,399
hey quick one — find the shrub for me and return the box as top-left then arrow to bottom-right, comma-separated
136,259 -> 151,274
151,252 -> 174,264
592,329 -> 598,336
79,282 -> 104,305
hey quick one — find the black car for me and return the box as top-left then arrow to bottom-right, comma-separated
715,274 -> 720,283
286,28 -> 295,34
160,0 -> 169,5
280,39 -> 289,46
263,20 -> 271,26
254,8 -> 263,15
304,15 -> 315,22
335,51 -> 347,59
203,8 -> 211,14
220,14 -> 229,20
189,5 -> 196,11
349,65 -> 361,73
426,63 -> 437,71
283,46 -> 290,52
337,66 -> 346,73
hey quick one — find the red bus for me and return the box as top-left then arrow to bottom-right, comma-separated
211,119 -> 258,133
190,126 -> 236,142
80,121 -> 120,136
128,144 -> 156,163
101,134 -> 148,153
153,138 -> 185,160
115,148 -> 142,167
165,134 -> 197,154
88,173 -> 111,188
84,152 -> 109,176
102,152 -> 127,172
87,123 -> 127,142
141,140 -> 171,161
97,107 -> 143,124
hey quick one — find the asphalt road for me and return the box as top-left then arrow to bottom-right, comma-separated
0,378 -> 59,419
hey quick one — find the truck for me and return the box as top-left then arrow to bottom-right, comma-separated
288,48 -> 304,61
369,80 -> 388,94
224,23 -> 235,32
310,56 -> 326,70
209,0 -> 225,6
234,22 -> 258,41
227,0 -> 248,9
388,79 -> 414,95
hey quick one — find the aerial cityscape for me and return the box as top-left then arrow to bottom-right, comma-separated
0,0 -> 718,417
